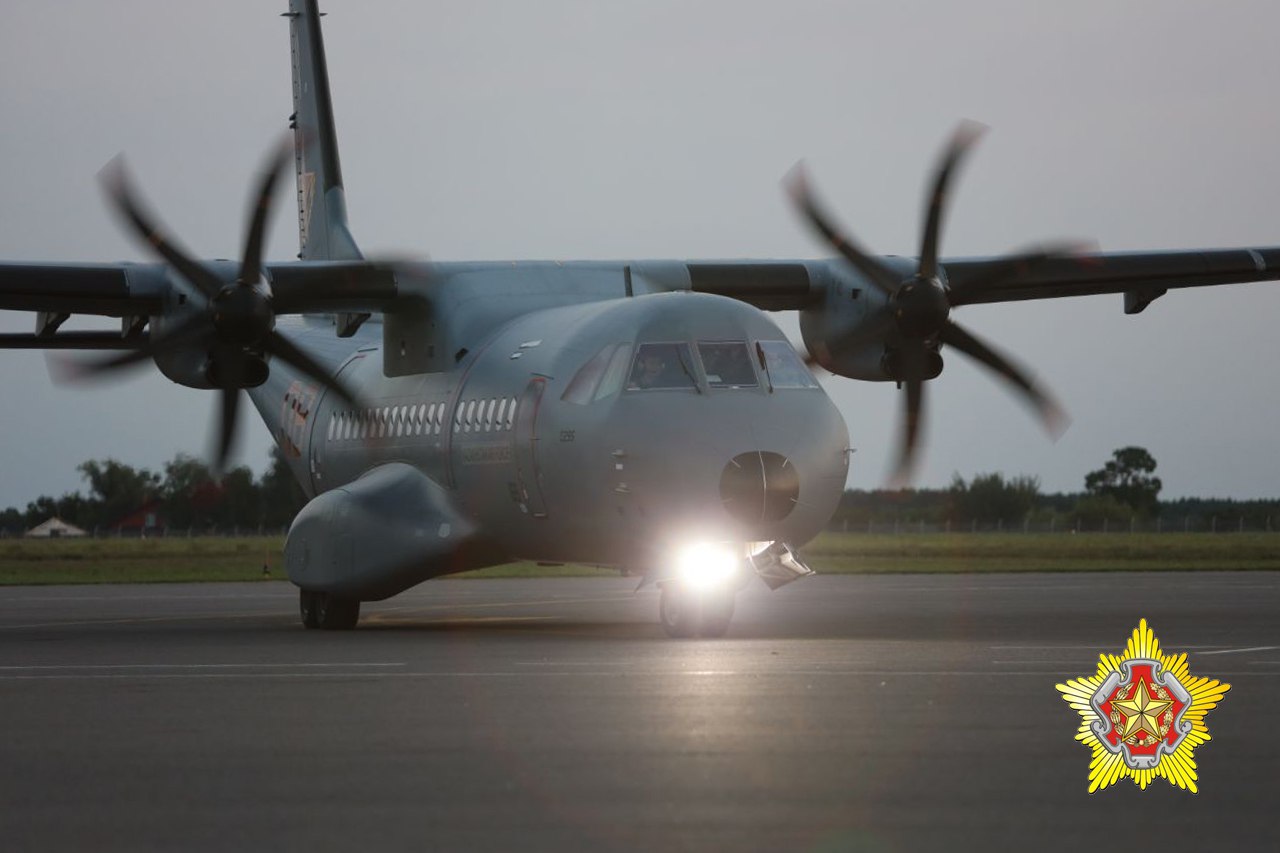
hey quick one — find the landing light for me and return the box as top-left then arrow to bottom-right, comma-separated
675,542 -> 741,590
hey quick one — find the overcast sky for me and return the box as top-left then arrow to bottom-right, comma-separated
3,0 -> 1280,509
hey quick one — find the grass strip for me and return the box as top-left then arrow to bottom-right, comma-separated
1,533 -> 1277,585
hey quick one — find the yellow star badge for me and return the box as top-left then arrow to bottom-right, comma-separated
1056,619 -> 1230,793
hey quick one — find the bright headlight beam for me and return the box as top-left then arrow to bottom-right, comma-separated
675,542 -> 740,590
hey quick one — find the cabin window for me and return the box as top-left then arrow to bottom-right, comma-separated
626,342 -> 698,391
755,340 -> 820,389
505,397 -> 518,430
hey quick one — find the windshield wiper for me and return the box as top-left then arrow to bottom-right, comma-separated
756,342 -> 774,393
677,349 -> 702,394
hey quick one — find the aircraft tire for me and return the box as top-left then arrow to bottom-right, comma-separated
696,592 -> 735,638
659,584 -> 698,638
299,589 -> 320,629
316,593 -> 360,630
659,583 -> 735,638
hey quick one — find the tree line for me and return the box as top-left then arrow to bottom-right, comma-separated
833,446 -> 1280,532
0,449 -> 308,535
4,445 -> 1276,535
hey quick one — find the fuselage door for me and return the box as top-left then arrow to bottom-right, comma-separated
514,377 -> 549,518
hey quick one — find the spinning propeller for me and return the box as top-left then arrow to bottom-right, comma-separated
72,142 -> 362,475
786,121 -> 1071,484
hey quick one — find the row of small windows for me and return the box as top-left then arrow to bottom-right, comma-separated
327,397 -> 519,442
329,404 -> 444,441
454,397 -> 518,434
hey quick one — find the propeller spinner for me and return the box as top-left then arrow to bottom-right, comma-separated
73,142 -> 362,475
786,121 -> 1070,485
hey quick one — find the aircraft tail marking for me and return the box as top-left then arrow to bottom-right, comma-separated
286,0 -> 362,262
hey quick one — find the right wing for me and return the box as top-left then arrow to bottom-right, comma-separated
0,260 -> 403,349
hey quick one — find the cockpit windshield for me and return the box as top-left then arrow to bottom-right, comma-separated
756,340 -> 819,389
696,342 -> 758,389
626,343 -> 698,390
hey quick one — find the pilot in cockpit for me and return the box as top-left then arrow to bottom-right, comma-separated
629,352 -> 667,389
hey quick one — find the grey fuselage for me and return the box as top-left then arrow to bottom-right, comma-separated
252,262 -> 850,579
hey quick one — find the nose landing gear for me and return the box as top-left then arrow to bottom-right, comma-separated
299,589 -> 361,630
658,581 -> 736,638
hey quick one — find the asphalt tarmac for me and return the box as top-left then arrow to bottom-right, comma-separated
1,572 -> 1277,852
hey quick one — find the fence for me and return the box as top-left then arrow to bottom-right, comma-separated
0,525 -> 290,540
835,516 -> 1280,535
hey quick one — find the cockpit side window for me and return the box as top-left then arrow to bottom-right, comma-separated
593,343 -> 633,401
756,340 -> 819,389
625,342 -> 698,391
696,341 -> 758,389
562,344 -> 618,405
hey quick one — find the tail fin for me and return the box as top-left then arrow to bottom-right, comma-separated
286,0 -> 361,262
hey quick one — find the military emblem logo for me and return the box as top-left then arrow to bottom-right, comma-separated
1056,619 -> 1229,793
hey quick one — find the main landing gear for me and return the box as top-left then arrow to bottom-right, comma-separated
658,581 -> 736,639
299,589 -> 361,630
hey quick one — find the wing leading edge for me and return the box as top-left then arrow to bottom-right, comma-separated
943,247 -> 1280,314
3,246 -> 1279,350
0,260 -> 401,349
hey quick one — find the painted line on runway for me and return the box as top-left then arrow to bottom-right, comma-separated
989,644 -> 1226,651
0,596 -> 635,631
0,612 -> 292,631
0,662 -> 406,671
0,592 -> 292,603
1,668 -> 1276,682
1196,645 -> 1279,656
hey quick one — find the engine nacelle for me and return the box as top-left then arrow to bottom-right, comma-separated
799,258 -> 947,382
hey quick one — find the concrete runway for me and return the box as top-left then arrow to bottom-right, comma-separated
1,572 -> 1277,852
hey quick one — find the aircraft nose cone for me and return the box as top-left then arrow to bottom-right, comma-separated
720,451 -> 800,526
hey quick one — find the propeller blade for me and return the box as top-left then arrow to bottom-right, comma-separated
211,388 -> 241,477
98,156 -> 223,299
918,121 -> 986,281
784,162 -> 900,296
938,320 -> 1069,437
239,139 -> 296,287
890,376 -> 926,488
52,314 -> 210,382
264,331 -> 361,412
945,241 -> 1094,301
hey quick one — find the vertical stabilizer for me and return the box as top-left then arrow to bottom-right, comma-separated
286,0 -> 361,262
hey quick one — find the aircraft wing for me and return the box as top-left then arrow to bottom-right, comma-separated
671,247 -> 1280,314
0,260 -> 402,348
942,247 -> 1280,314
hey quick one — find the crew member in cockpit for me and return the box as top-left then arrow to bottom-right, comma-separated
629,352 -> 667,389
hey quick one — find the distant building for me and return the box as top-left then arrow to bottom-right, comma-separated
25,518 -> 88,539
112,499 -> 166,535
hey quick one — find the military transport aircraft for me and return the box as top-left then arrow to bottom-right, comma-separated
3,0 -> 1280,637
